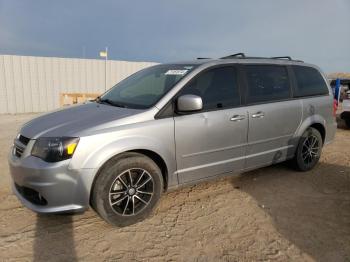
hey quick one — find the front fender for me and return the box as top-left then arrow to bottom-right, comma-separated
69,124 -> 177,188
84,136 -> 173,168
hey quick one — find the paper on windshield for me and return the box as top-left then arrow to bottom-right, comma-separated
165,69 -> 188,76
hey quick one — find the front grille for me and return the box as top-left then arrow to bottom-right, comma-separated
13,134 -> 30,158
15,183 -> 48,206
15,146 -> 24,158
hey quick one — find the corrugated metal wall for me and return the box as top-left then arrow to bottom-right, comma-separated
0,55 -> 157,114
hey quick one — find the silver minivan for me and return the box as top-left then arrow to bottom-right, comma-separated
9,54 -> 336,226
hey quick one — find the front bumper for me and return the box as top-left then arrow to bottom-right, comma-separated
8,147 -> 96,214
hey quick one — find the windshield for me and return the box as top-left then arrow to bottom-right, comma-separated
99,64 -> 197,109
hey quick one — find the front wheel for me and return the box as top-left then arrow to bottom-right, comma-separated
91,153 -> 163,226
292,127 -> 323,171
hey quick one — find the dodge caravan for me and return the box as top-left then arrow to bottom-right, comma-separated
9,54 -> 336,226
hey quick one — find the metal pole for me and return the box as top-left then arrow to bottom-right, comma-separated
105,47 -> 108,91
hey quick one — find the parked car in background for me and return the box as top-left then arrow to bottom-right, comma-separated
330,78 -> 350,128
8,53 -> 336,226
340,99 -> 350,128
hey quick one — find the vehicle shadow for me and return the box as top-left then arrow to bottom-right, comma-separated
33,214 -> 77,262
231,162 -> 350,262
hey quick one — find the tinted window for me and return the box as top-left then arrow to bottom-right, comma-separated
292,66 -> 329,97
178,66 -> 240,110
245,65 -> 290,104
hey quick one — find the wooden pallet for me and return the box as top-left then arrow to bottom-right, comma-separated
60,92 -> 100,106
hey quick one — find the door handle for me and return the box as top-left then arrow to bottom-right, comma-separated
251,111 -> 265,118
230,115 -> 245,121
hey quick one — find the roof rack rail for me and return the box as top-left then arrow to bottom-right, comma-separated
271,56 -> 292,60
272,56 -> 304,62
221,53 -> 246,59
217,53 -> 304,62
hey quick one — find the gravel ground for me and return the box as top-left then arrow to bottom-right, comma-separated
0,114 -> 349,262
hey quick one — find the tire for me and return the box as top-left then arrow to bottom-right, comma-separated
91,152 -> 163,227
292,127 -> 323,171
345,119 -> 350,129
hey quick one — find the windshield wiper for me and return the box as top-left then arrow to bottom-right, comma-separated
98,98 -> 127,108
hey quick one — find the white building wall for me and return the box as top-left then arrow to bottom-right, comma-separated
0,55 -> 157,114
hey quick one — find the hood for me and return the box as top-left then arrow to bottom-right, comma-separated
20,102 -> 145,139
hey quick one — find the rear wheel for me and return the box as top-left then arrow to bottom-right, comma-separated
91,153 -> 163,226
292,127 -> 323,171
345,119 -> 350,128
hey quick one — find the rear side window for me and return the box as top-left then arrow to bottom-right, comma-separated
245,65 -> 290,104
292,66 -> 329,97
179,66 -> 240,110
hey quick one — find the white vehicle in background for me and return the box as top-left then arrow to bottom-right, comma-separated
340,98 -> 350,127
331,78 -> 350,128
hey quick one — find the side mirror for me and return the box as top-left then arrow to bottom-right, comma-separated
177,94 -> 203,112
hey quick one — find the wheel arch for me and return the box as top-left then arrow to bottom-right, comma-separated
296,115 -> 326,144
129,149 -> 169,191
309,123 -> 326,144
89,149 -> 170,206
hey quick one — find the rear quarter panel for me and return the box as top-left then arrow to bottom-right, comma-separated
296,95 -> 336,144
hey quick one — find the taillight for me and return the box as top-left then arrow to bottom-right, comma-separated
333,99 -> 337,117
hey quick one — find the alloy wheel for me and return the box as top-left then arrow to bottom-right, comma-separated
109,168 -> 154,216
301,134 -> 320,165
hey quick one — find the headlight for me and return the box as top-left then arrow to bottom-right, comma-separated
31,137 -> 79,162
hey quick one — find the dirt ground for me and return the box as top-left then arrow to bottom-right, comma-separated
0,114 -> 349,262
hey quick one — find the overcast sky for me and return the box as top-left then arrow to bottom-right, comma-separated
0,0 -> 349,73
